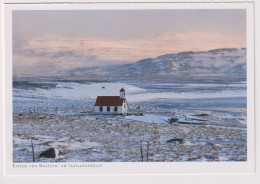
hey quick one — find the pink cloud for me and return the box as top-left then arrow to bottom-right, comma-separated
13,32 -> 246,76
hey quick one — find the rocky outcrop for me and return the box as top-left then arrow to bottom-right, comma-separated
166,138 -> 184,145
39,148 -> 62,158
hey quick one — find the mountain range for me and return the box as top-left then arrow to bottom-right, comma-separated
69,48 -> 246,82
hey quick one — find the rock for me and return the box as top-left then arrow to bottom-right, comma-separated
194,113 -> 209,117
168,117 -> 178,124
166,138 -> 184,145
187,155 -> 201,161
39,148 -> 62,158
177,121 -> 206,125
204,155 -> 218,160
205,142 -> 214,147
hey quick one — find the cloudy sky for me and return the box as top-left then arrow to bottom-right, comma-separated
13,9 -> 246,76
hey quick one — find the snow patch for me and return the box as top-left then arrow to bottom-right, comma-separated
125,114 -> 169,124
36,82 -> 145,100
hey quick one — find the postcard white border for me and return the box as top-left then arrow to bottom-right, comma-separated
1,0 -> 259,184
3,0 -> 256,176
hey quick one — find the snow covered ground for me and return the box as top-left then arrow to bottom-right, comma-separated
12,79 -> 247,162
13,113 -> 246,162
13,80 -> 247,124
13,81 -> 246,102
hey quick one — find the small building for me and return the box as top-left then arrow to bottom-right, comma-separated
94,88 -> 127,114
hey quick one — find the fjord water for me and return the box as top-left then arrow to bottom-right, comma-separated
132,81 -> 247,125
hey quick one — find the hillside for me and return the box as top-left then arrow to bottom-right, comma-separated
69,48 -> 246,82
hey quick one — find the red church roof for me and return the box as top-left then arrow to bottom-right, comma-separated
94,96 -> 125,106
120,88 -> 125,92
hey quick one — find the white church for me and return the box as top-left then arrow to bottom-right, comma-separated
94,88 -> 128,114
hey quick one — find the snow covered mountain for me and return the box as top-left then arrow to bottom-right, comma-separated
70,48 -> 246,82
